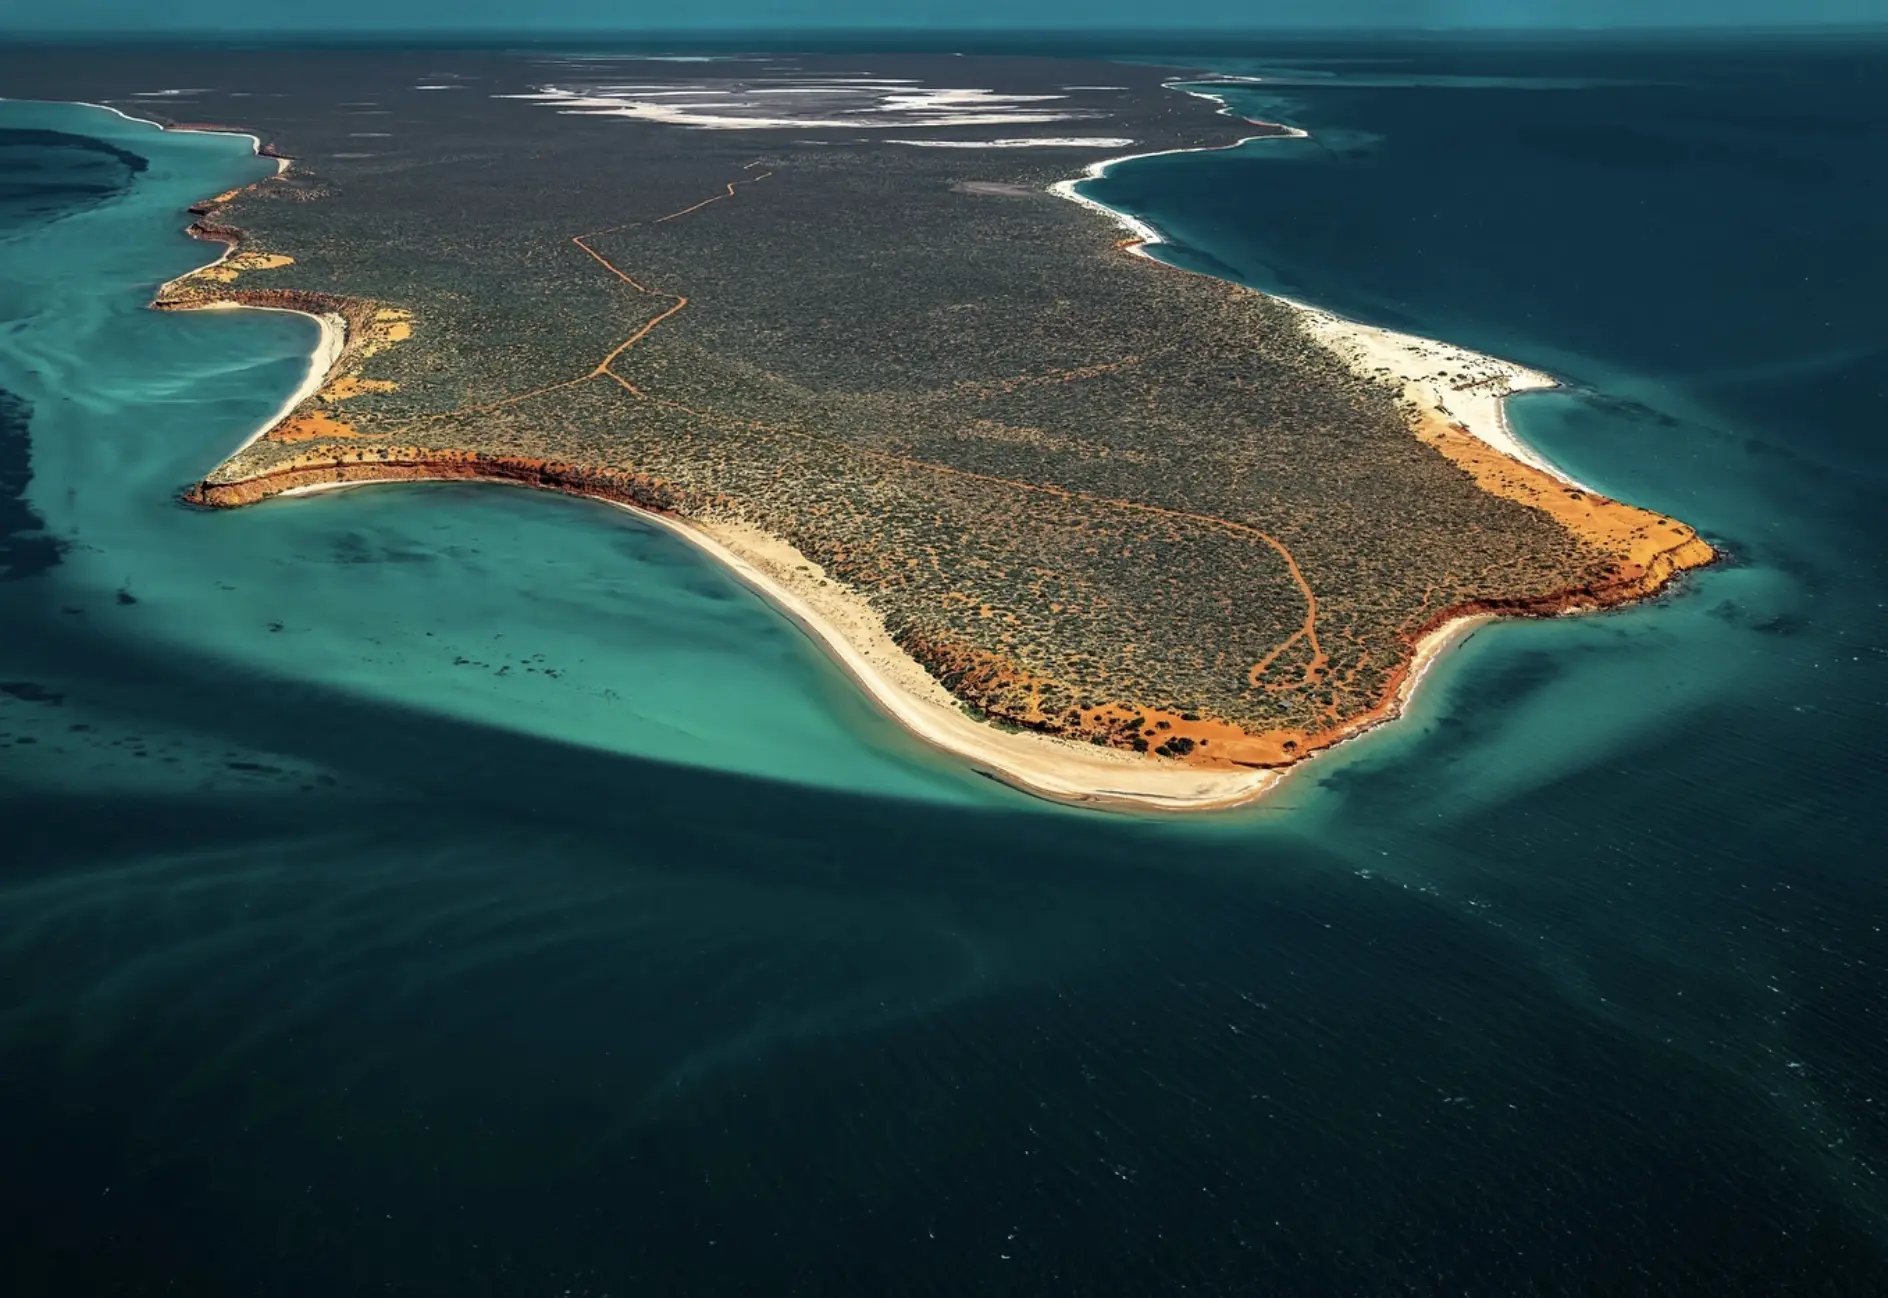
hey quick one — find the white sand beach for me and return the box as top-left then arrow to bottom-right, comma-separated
651,512 -> 1288,811
1050,130 -> 1582,492
273,473 -> 1287,811
213,306 -> 345,458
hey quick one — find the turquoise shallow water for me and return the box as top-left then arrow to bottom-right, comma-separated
3,40 -> 1887,1293
0,99 -> 995,807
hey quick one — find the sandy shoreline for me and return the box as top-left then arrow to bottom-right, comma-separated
22,101 -> 324,456
47,99 -> 290,176
1049,90 -> 1583,494
651,512 -> 1287,811
194,303 -> 346,458
276,474 -> 1285,811
88,102 -> 346,459
245,453 -> 1521,815
275,466 -> 1504,812
114,87 -> 1702,814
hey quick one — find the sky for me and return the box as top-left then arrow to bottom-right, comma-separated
4,0 -> 1883,34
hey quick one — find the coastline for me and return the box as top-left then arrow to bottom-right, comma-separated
252,467 -> 1289,812
14,97 -> 292,176
271,464 -> 1492,811
1049,92 -> 1580,492
271,471 -> 1289,810
192,303 -> 346,459
13,101 -> 326,456
130,89 -> 1711,814
650,512 -> 1288,811
183,430 -> 1702,816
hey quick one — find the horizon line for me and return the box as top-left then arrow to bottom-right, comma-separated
4,23 -> 1887,40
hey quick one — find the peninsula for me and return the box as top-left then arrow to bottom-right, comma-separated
18,49 -> 1713,808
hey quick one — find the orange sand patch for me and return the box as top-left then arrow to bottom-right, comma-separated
350,310 -> 415,356
268,410 -> 362,443
913,437 -> 1714,779
319,375 -> 399,402
191,251 -> 295,283
1415,411 -> 1716,584
920,639 -> 1316,770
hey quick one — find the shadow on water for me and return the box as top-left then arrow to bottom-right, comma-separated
0,386 -> 65,580
6,569 -> 1888,1294
3,42 -> 1888,1297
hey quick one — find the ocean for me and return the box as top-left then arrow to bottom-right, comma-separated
2,35 -> 1886,1293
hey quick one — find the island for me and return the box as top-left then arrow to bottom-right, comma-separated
27,48 -> 1714,808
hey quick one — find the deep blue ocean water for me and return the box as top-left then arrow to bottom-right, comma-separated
2,38 -> 1886,1294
